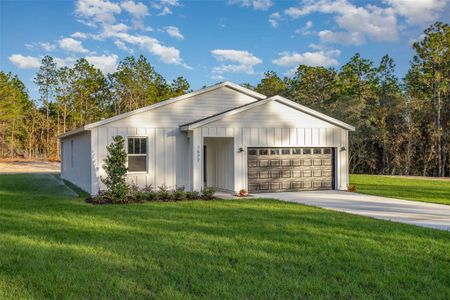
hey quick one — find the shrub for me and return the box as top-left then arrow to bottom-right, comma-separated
202,187 -> 216,200
101,135 -> 129,203
156,184 -> 172,201
172,187 -> 187,201
186,191 -> 200,200
142,185 -> 153,192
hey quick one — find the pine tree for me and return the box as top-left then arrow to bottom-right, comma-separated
101,136 -> 129,202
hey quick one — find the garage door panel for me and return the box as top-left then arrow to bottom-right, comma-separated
248,147 -> 334,192
259,160 -> 269,167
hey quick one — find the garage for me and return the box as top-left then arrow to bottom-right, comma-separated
247,147 -> 334,192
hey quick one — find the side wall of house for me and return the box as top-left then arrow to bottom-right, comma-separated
90,86 -> 258,194
199,100 -> 350,191
60,131 -> 91,193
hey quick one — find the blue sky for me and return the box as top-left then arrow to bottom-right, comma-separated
1,0 -> 449,99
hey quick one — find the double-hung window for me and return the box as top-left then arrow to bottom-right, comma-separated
128,137 -> 147,172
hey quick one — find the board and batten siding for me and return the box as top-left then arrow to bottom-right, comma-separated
194,100 -> 350,191
90,86 -> 259,194
60,131 -> 91,192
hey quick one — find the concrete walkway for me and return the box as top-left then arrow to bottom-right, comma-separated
255,190 -> 450,231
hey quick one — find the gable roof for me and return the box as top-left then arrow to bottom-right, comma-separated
180,95 -> 355,131
59,81 -> 266,139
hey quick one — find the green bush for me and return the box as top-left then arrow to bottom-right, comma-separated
101,136 -> 129,203
172,187 -> 187,201
156,184 -> 172,201
202,187 -> 216,200
186,191 -> 200,200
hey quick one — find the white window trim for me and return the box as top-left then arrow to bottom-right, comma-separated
126,136 -> 148,174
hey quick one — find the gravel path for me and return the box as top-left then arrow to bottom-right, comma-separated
0,160 -> 60,174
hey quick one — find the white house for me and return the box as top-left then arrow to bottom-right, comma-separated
59,82 -> 355,195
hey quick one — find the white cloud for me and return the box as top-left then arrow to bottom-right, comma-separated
112,32 -> 190,68
53,54 -> 118,74
121,0 -> 149,28
53,57 -> 78,68
269,12 -> 282,28
8,54 -> 41,69
272,50 -> 341,74
114,40 -> 134,54
164,26 -> 184,40
284,0 -> 448,45
229,0 -> 273,10
295,20 -> 313,35
152,0 -> 180,16
94,23 -> 129,40
211,49 -> 262,75
85,54 -> 118,73
24,42 -> 56,52
211,74 -> 225,81
385,0 -> 448,25
409,33 -> 426,46
71,0 -> 189,69
58,38 -> 90,53
75,0 -> 121,26
40,42 -> 56,51
318,30 -> 365,45
71,32 -> 88,39
284,0 -> 398,44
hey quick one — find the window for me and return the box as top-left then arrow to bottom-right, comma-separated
292,148 -> 301,155
303,149 -> 311,155
248,149 -> 257,155
313,148 -> 322,155
281,149 -> 290,155
259,149 -> 268,155
128,137 -> 147,172
323,148 -> 331,154
270,149 -> 279,155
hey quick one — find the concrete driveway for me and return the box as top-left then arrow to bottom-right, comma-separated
256,191 -> 450,231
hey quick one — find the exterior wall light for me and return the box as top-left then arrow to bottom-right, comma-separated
340,146 -> 346,151
238,147 -> 244,153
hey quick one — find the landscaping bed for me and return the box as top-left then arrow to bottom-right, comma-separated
86,185 -> 217,204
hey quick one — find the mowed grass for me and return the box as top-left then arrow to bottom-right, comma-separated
350,174 -> 450,205
1,174 -> 449,299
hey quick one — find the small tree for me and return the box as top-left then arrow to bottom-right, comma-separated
101,135 -> 129,202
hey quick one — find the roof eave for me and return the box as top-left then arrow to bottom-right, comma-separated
58,127 -> 87,139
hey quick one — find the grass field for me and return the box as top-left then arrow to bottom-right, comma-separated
1,174 -> 449,299
350,174 -> 450,205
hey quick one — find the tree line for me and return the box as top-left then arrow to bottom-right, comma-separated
0,22 -> 448,176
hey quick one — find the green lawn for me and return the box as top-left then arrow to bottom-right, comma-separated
350,174 -> 450,205
1,174 -> 449,299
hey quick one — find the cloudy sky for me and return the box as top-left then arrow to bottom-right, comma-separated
1,0 -> 449,99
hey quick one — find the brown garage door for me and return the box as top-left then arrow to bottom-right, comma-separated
247,147 -> 334,193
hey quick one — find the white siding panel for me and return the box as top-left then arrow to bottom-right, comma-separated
60,131 -> 91,193
205,100 -> 336,128
305,128 -> 312,146
289,128 -> 296,146
155,128 -> 165,188
102,86 -> 258,128
312,128 -> 319,145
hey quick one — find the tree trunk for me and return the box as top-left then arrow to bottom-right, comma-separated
10,119 -> 15,158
